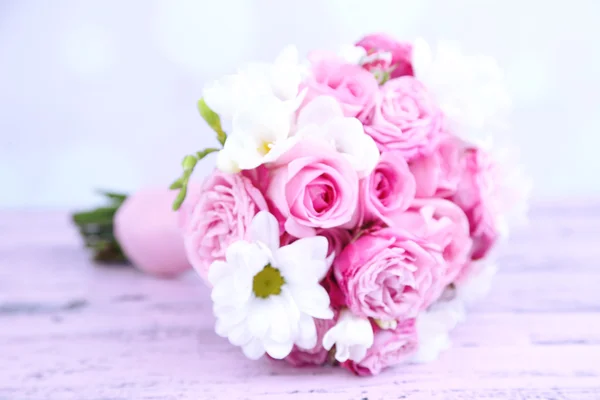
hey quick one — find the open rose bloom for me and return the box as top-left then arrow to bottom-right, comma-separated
175,33 -> 530,376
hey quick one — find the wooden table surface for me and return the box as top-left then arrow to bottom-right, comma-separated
1,203 -> 599,400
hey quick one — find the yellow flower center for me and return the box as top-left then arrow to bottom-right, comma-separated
252,264 -> 285,298
257,141 -> 273,156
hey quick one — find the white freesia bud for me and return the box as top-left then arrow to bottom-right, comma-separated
322,309 -> 374,363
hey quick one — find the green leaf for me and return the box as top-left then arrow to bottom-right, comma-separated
98,191 -> 128,203
71,193 -> 129,264
72,207 -> 118,225
198,98 -> 227,146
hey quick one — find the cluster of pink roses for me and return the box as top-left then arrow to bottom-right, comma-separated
180,33 -> 509,376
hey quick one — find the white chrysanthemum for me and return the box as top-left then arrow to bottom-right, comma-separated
322,309 -> 374,363
412,38 -> 511,142
411,260 -> 498,363
203,46 -> 307,173
295,95 -> 380,177
209,211 -> 334,360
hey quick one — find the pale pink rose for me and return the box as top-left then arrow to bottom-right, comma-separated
364,76 -> 443,160
284,316 -> 337,367
334,227 -> 444,321
342,319 -> 418,376
391,198 -> 472,286
358,150 -> 416,227
451,148 -> 499,260
181,170 -> 268,284
356,33 -> 414,78
267,138 -> 359,238
302,58 -> 378,118
409,135 -> 464,198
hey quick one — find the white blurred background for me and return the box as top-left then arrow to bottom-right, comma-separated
1,0 -> 598,208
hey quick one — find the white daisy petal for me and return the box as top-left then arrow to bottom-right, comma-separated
246,298 -> 271,338
249,211 -> 281,252
215,313 -> 245,338
207,260 -> 233,286
264,339 -> 295,360
289,285 -> 333,319
242,338 -> 266,360
228,323 -> 253,346
276,236 -> 329,282
295,314 -> 317,350
267,296 -> 293,343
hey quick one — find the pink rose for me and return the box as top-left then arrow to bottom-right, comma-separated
284,316 -> 337,367
334,227 -> 444,321
241,165 -> 270,194
302,59 -> 378,118
451,148 -> 499,260
409,135 -> 464,198
391,198 -> 472,286
358,150 -> 416,227
342,319 -> 417,376
267,138 -> 360,238
317,228 -> 353,262
364,76 -> 443,160
322,268 -> 346,310
181,170 -> 268,284
356,33 -> 414,78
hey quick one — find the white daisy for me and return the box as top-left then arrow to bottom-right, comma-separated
208,211 -> 334,360
322,309 -> 374,363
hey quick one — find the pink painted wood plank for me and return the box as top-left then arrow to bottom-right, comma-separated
1,204 -> 600,399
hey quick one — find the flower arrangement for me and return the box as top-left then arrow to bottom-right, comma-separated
172,33 -> 530,376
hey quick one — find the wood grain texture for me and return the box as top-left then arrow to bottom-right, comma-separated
1,203 -> 599,400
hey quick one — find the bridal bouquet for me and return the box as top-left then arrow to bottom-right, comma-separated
172,33 -> 530,376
